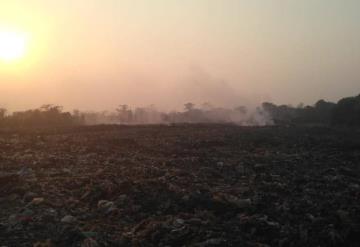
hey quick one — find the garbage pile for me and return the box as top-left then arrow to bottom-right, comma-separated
0,125 -> 359,246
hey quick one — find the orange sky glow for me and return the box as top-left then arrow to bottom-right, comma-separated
0,0 -> 359,111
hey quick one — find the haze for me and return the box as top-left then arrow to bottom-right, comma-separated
1,0 -> 359,111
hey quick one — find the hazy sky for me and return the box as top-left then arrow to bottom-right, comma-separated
0,0 -> 359,111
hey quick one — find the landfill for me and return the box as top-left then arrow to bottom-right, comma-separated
0,125 -> 359,246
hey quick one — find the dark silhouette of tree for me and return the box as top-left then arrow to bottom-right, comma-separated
0,93 -> 359,128
116,104 -> 133,123
184,102 -> 195,112
0,108 -> 6,119
262,102 -> 296,124
234,106 -> 247,115
332,95 -> 360,125
262,96 -> 360,126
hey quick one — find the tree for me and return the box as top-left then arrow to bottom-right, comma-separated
116,104 -> 133,123
234,106 -> 247,115
332,95 -> 360,125
184,102 -> 195,112
0,108 -> 6,119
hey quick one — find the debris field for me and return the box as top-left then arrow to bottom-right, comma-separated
0,124 -> 359,246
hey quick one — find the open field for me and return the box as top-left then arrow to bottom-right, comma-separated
0,125 -> 359,246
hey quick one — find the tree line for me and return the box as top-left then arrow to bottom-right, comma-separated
262,94 -> 360,126
0,94 -> 359,127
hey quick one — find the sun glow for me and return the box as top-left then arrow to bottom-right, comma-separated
0,30 -> 28,62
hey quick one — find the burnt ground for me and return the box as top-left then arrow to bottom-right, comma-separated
0,124 -> 359,246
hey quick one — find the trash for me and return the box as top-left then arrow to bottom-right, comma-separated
97,200 -> 117,214
8,214 -> 19,225
17,167 -> 35,177
227,196 -> 252,209
41,208 -> 58,222
33,239 -> 53,247
8,210 -> 34,226
81,232 -> 98,238
81,238 -> 99,247
97,200 -> 114,209
30,197 -> 45,206
21,208 -> 34,217
61,215 -> 77,224
23,191 -> 38,202
197,238 -> 226,246
0,125 -> 358,246
115,194 -> 128,206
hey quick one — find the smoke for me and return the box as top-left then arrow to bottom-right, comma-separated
80,103 -> 273,126
171,66 -> 256,109
70,66 -> 273,126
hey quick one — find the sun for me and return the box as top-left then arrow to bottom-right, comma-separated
0,30 -> 28,62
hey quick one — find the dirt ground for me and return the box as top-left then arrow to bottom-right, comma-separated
0,124 -> 359,246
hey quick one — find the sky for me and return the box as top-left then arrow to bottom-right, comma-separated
0,0 -> 359,111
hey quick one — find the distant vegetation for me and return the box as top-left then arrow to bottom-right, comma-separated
1,94 -> 360,128
262,94 -> 360,126
72,103 -> 271,126
0,104 -> 83,128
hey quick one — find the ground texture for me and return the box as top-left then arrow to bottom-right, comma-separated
0,125 -> 359,246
